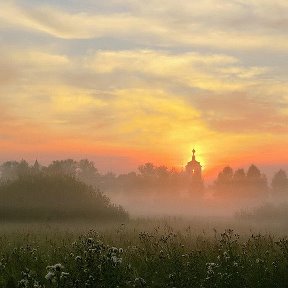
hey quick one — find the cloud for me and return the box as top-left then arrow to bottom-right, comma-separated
84,50 -> 264,93
0,61 -> 18,85
0,2 -> 159,40
1,1 -> 288,51
1,45 -> 286,138
194,92 -> 288,133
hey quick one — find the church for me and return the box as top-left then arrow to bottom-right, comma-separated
185,149 -> 203,191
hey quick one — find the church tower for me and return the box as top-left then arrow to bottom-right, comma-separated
185,149 -> 202,183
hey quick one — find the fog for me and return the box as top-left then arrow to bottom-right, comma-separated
1,158 -> 288,229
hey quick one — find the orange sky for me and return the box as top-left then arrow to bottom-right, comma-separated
0,1 -> 288,179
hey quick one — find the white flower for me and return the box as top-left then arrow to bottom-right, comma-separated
111,256 -> 118,263
60,272 -> 70,280
18,279 -> 29,287
135,277 -> 146,286
87,237 -> 94,243
111,247 -> 118,253
45,271 -> 54,281
75,256 -> 82,261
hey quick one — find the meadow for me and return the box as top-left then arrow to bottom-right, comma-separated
1,218 -> 288,288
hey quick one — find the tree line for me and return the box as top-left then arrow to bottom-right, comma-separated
214,165 -> 288,199
1,159 -> 288,199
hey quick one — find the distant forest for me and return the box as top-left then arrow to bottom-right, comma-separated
1,159 -> 288,200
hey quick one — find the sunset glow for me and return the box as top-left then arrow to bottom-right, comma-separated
1,1 -> 288,177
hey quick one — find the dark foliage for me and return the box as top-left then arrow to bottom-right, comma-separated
0,174 -> 128,222
213,164 -> 269,198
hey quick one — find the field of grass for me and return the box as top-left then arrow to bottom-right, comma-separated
0,219 -> 288,288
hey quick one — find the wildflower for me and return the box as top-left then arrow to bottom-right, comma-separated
18,279 -> 29,287
111,255 -> 118,263
75,255 -> 82,262
87,238 -> 94,245
110,247 -> 118,253
89,275 -> 94,281
54,263 -> 64,272
60,272 -> 70,280
88,248 -> 95,253
45,272 -> 54,281
135,277 -> 146,287
206,262 -> 217,275
33,281 -> 43,288
45,263 -> 65,283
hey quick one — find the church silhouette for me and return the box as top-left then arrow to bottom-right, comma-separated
185,149 -> 203,192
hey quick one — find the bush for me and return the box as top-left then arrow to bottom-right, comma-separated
0,174 -> 129,222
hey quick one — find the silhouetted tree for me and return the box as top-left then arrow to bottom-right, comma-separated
155,165 -> 169,179
31,160 -> 41,175
138,163 -> 155,178
215,166 -> 233,185
0,161 -> 19,181
17,160 -> 30,178
246,164 -> 268,195
155,166 -> 170,187
213,166 -> 234,195
247,164 -> 261,179
272,169 -> 288,196
77,159 -> 100,185
233,168 -> 246,183
214,164 -> 268,198
46,159 -> 77,177
0,160 -> 31,181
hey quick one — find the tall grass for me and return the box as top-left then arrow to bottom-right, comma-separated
0,220 -> 287,287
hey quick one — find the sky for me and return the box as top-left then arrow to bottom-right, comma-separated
0,0 -> 288,178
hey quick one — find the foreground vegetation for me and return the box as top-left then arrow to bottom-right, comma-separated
0,221 -> 288,287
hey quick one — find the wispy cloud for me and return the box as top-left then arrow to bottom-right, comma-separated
1,1 -> 288,51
